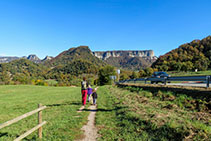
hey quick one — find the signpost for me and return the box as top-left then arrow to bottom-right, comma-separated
117,69 -> 120,82
110,75 -> 116,80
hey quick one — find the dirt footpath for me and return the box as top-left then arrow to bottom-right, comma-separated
77,105 -> 99,141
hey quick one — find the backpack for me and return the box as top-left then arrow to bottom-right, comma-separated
81,81 -> 87,90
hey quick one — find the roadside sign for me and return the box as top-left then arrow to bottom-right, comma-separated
117,69 -> 120,74
110,76 -> 116,80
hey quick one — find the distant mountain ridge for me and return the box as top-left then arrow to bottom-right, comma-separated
0,56 -> 19,63
0,55 -> 53,64
0,46 -> 157,70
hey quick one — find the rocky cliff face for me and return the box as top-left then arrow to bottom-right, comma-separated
42,56 -> 53,62
92,50 -> 157,70
93,50 -> 155,60
27,54 -> 41,63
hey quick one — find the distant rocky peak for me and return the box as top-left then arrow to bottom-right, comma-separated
42,56 -> 53,61
77,45 -> 89,49
61,46 -> 92,57
27,54 -> 41,63
71,46 -> 91,53
27,54 -> 39,60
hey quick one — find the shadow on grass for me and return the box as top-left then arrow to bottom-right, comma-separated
14,135 -> 37,141
129,117 -> 187,140
0,132 -> 37,140
21,136 -> 37,141
117,84 -> 211,101
0,132 -> 8,137
47,101 -> 81,107
83,105 -> 128,112
116,107 -> 188,140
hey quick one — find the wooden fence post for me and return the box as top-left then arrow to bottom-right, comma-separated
38,104 -> 42,139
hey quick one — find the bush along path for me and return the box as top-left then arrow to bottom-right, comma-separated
76,105 -> 99,141
95,85 -> 211,141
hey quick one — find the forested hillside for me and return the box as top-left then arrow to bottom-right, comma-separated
0,46 -> 107,85
49,59 -> 98,76
105,56 -> 155,70
45,46 -> 106,67
152,36 -> 211,71
44,46 -> 107,85
0,59 -> 48,84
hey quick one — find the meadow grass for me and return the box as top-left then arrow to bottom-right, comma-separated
168,69 -> 211,76
0,85 -> 89,141
1,85 -> 210,140
45,79 -> 58,85
96,85 -> 211,141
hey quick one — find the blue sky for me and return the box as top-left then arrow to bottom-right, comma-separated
0,0 -> 210,59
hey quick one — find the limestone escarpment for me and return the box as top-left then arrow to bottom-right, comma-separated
92,50 -> 157,70
93,50 -> 155,60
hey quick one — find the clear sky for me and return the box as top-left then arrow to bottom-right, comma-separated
0,0 -> 210,59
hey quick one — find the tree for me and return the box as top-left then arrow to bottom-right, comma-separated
174,62 -> 182,71
130,71 -> 138,79
186,61 -> 194,71
195,59 -> 209,71
158,65 -> 168,71
120,72 -> 130,80
98,66 -> 116,85
144,68 -> 154,76
0,71 -> 11,84
139,69 -> 146,77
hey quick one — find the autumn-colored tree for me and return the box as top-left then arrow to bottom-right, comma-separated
130,71 -> 138,79
139,69 -> 146,77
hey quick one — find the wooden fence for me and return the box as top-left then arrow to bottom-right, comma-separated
0,104 -> 47,141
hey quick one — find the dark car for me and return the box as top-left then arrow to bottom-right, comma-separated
151,72 -> 171,84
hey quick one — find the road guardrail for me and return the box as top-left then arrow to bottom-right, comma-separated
119,75 -> 211,88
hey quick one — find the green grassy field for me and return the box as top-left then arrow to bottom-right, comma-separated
168,70 -> 211,76
1,85 -> 210,141
0,85 -> 89,141
96,85 -> 211,141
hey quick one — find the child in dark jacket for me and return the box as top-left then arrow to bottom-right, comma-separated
92,87 -> 98,105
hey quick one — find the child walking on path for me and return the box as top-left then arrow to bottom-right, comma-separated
92,87 -> 98,105
87,85 -> 93,102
